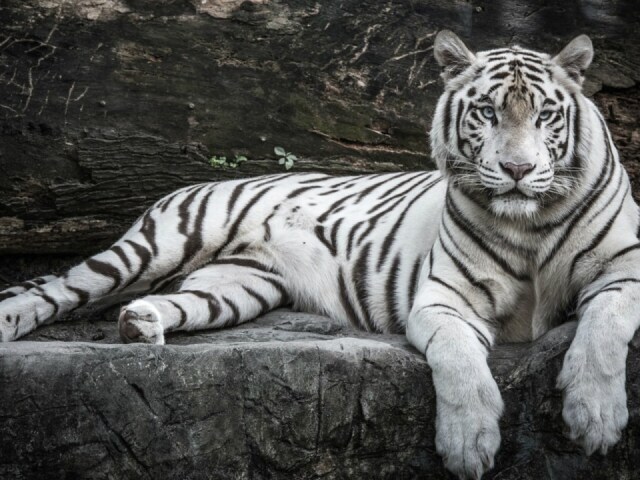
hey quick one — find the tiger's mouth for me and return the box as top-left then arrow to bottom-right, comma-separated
490,187 -> 537,199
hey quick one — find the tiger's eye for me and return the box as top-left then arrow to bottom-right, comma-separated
481,106 -> 495,120
539,110 -> 553,121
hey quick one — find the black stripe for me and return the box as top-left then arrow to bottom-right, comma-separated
440,226 -> 496,311
242,285 -> 270,312
418,301 -> 490,349
455,99 -> 469,157
86,258 -> 122,293
568,187 -> 628,281
33,287 -> 59,316
579,284 -> 630,311
218,188 -> 274,259
407,257 -> 422,309
112,245 -> 132,271
532,129 -> 612,233
151,190 -> 216,290
346,221 -> 365,260
427,248 -> 494,327
357,198 -> 405,246
376,176 -> 443,271
490,71 -> 510,80
296,174 -> 331,185
140,211 -> 159,256
221,295 -> 240,326
338,267 -> 360,329
66,285 -> 89,307
210,257 -> 273,273
178,187 -> 205,235
251,173 -> 291,189
317,192 -> 358,223
353,242 -> 376,332
123,240 -> 152,287
443,92 -> 453,145
287,185 -> 319,199
168,300 -> 187,328
539,160 -> 615,268
385,254 -> 403,333
370,173 -> 434,211
314,225 -> 337,256
254,274 -> 289,306
609,243 -> 640,263
225,182 -> 247,225
445,194 -> 529,280
329,218 -> 343,254
182,290 -> 221,323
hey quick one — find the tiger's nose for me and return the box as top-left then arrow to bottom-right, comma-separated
500,162 -> 535,181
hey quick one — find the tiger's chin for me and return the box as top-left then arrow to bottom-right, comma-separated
489,194 -> 540,220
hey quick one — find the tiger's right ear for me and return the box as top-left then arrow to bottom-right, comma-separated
433,30 -> 475,82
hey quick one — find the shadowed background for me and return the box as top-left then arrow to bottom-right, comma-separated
0,0 -> 638,262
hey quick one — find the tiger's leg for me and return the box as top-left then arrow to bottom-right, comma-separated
0,275 -> 58,301
557,247 -> 640,455
407,281 -> 503,480
118,257 -> 289,344
0,185 -> 217,342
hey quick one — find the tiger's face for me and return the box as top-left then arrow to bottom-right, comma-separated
430,32 -> 594,219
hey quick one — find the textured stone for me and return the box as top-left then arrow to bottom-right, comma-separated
1,310 -> 639,479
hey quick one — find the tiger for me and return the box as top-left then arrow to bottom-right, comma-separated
1,30 -> 639,479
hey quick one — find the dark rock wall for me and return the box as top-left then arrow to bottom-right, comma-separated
0,0 -> 639,256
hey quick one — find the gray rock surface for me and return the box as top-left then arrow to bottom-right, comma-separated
1,310 -> 639,479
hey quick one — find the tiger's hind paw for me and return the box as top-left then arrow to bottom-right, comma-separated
119,300 -> 165,345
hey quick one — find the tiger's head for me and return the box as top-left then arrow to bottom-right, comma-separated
430,31 -> 594,219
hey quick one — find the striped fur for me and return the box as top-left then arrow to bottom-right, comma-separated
2,31 -> 639,479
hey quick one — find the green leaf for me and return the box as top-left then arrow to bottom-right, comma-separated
274,146 -> 286,156
235,155 -> 247,162
287,154 -> 297,162
278,158 -> 285,164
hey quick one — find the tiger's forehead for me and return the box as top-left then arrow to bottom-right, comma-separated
468,47 -> 559,117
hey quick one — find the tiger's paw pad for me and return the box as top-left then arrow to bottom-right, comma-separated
558,368 -> 628,455
435,404 -> 501,480
119,300 -> 165,345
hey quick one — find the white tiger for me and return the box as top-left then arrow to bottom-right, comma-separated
1,31 -> 639,479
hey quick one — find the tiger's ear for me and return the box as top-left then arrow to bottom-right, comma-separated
553,35 -> 593,85
433,30 -> 475,82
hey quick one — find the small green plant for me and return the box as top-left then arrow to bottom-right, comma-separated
274,146 -> 297,170
210,154 -> 248,169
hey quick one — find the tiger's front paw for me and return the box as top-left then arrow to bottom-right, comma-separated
557,351 -> 628,455
119,300 -> 165,345
435,394 -> 502,479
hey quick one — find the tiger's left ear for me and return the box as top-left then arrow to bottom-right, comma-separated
434,30 -> 476,82
553,35 -> 593,85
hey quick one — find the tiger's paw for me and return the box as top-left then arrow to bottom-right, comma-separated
0,314 -> 18,342
0,295 -> 43,342
119,300 -> 166,345
435,400 -> 502,479
557,353 -> 628,455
